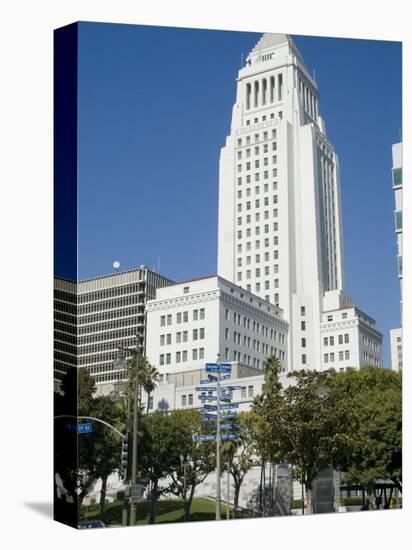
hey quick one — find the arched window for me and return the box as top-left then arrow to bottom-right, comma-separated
254,81 -> 259,108
246,83 -> 251,110
270,76 -> 275,102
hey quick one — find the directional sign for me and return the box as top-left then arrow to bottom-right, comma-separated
200,405 -> 217,412
208,374 -> 218,382
221,412 -> 237,419
195,386 -> 216,392
220,374 -> 231,381
202,413 -> 217,420
221,403 -> 239,410
64,422 -> 93,433
220,423 -> 240,430
206,363 -> 232,373
200,378 -> 213,385
221,433 -> 237,441
222,385 -> 243,391
195,434 -> 216,442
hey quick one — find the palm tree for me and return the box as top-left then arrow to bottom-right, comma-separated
141,364 -> 160,413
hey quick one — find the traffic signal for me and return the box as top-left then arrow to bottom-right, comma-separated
120,432 -> 133,480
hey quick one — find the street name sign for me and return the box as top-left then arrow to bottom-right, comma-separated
202,413 -> 217,420
195,386 -> 216,392
201,405 -> 217,411
221,412 -> 237,419
205,363 -> 232,373
222,385 -> 243,391
220,374 -> 231,381
220,403 -> 239,410
208,374 -> 218,382
64,422 -> 93,433
220,423 -> 240,430
195,434 -> 216,442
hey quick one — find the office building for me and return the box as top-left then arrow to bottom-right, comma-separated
54,266 -> 173,394
390,142 -> 403,371
217,33 -> 382,371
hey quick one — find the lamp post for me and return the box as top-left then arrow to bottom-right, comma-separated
215,353 -> 222,521
115,336 -> 143,526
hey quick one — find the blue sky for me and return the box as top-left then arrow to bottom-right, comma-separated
75,22 -> 402,367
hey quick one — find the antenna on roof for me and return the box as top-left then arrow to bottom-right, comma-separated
113,260 -> 120,272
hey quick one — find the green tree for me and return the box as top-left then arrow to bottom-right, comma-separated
137,412 -> 180,523
279,369 -> 351,512
329,366 -> 402,508
221,411 -> 255,516
165,409 -> 215,520
252,355 -> 285,513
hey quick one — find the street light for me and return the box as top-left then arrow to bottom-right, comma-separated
115,336 -> 143,526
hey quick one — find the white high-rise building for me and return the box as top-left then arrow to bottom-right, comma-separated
390,142 -> 403,371
217,33 -> 382,371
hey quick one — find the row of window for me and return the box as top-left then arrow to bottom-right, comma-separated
326,312 -> 349,322
362,353 -> 380,367
237,129 -> 277,147
160,328 -> 205,346
237,142 -> 277,160
324,350 -> 350,363
225,310 -> 284,338
245,75 -> 283,109
323,334 -> 350,346
362,335 -> 379,351
79,306 -> 141,326
78,295 -> 141,315
77,282 -> 146,304
159,348 -> 206,365
238,185 -> 278,200
78,317 -> 141,337
78,326 -> 139,346
237,196 -> 279,211
160,308 -> 205,326
237,156 -> 278,172
238,215 -> 278,227
237,174 -> 278,187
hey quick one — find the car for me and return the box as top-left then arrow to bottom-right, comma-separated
78,519 -> 106,529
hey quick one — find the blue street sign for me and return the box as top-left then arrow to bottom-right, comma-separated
195,386 -> 216,392
64,422 -> 93,433
195,434 -> 216,442
201,404 -> 217,411
206,363 -> 232,373
221,433 -> 237,441
200,406 -> 217,413
221,403 -> 239,410
221,412 -> 237,419
208,374 -> 218,382
221,397 -> 231,403
202,413 -> 217,419
222,385 -> 243,391
220,374 -> 231,381
200,379 -> 213,385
